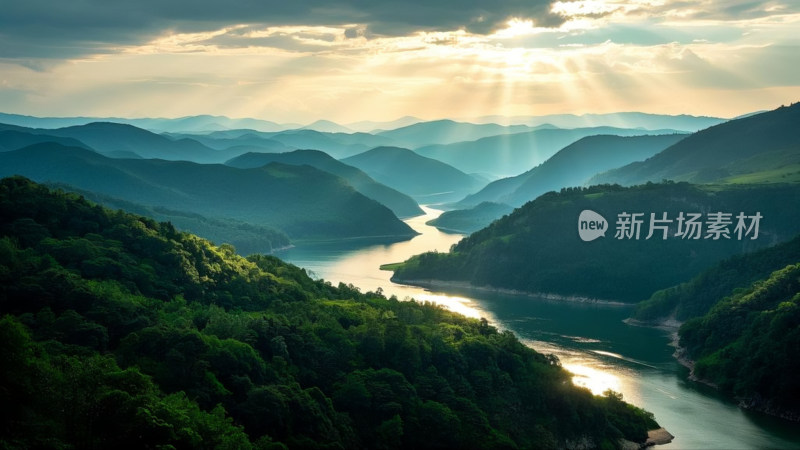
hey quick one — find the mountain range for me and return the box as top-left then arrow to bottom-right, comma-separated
415,127 -> 686,177
0,122 -> 240,162
0,112 -> 297,133
388,103 -> 800,301
232,129 -> 394,159
0,111 -> 725,134
375,119 -> 537,148
0,143 -> 417,243
457,134 -> 688,208
590,103 -> 800,186
468,112 -> 726,131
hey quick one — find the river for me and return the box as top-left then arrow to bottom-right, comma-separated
277,206 -> 800,449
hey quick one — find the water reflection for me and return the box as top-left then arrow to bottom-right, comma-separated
564,363 -> 622,396
279,206 -> 492,320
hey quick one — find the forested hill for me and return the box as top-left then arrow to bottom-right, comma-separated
225,149 -> 423,219
0,176 -> 659,449
628,233 -> 800,419
678,264 -> 800,420
390,182 -> 800,302
633,234 -> 800,322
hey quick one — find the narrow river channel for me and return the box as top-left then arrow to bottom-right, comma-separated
277,206 -> 800,449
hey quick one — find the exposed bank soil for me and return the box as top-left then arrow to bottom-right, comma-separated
619,428 -> 675,449
391,277 -> 631,306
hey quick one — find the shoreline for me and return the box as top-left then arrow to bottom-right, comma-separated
625,315 -> 719,388
619,427 -> 675,449
627,315 -> 800,422
391,277 -> 632,306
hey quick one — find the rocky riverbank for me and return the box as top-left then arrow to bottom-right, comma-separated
619,427 -> 675,449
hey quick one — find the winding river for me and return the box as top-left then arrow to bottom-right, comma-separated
277,206 -> 800,449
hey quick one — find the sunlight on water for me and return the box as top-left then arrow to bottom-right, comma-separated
563,363 -> 621,396
412,293 -> 486,319
280,206 -> 800,448
280,206 -> 494,320
283,206 -> 628,397
520,338 -> 635,400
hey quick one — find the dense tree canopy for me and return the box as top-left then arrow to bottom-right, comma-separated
678,264 -> 800,417
0,176 -> 657,449
633,234 -> 800,321
392,182 -> 800,302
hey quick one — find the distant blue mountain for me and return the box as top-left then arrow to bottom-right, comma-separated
343,146 -> 486,204
458,134 -> 687,208
416,127 -> 687,177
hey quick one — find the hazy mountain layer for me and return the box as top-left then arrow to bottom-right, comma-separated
458,134 -> 687,208
226,150 -> 423,218
376,119 -> 536,148
590,103 -> 800,186
342,146 -> 485,203
1,122 -> 240,163
0,143 -> 417,241
416,127 -> 684,177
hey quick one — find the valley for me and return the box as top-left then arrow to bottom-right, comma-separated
2,103 -> 799,449
278,207 -> 800,449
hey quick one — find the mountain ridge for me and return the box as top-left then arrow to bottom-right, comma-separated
226,149 -> 424,218
343,146 -> 485,203
456,134 -> 688,209
589,103 -> 800,186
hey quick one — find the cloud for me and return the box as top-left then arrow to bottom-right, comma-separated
1,0 -> 797,122
622,0 -> 800,21
0,0 -> 565,59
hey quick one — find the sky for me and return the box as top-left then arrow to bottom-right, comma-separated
1,0 -> 799,124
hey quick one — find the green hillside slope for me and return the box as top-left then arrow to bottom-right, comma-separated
390,182 -> 800,302
0,176 -> 659,449
590,103 -> 800,186
678,264 -> 800,420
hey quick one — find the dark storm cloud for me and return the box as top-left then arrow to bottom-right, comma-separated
0,0 -> 564,59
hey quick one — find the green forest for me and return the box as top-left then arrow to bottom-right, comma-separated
677,264 -> 800,418
628,232 -> 800,418
0,177 -> 658,449
633,234 -> 800,321
391,182 -> 800,302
